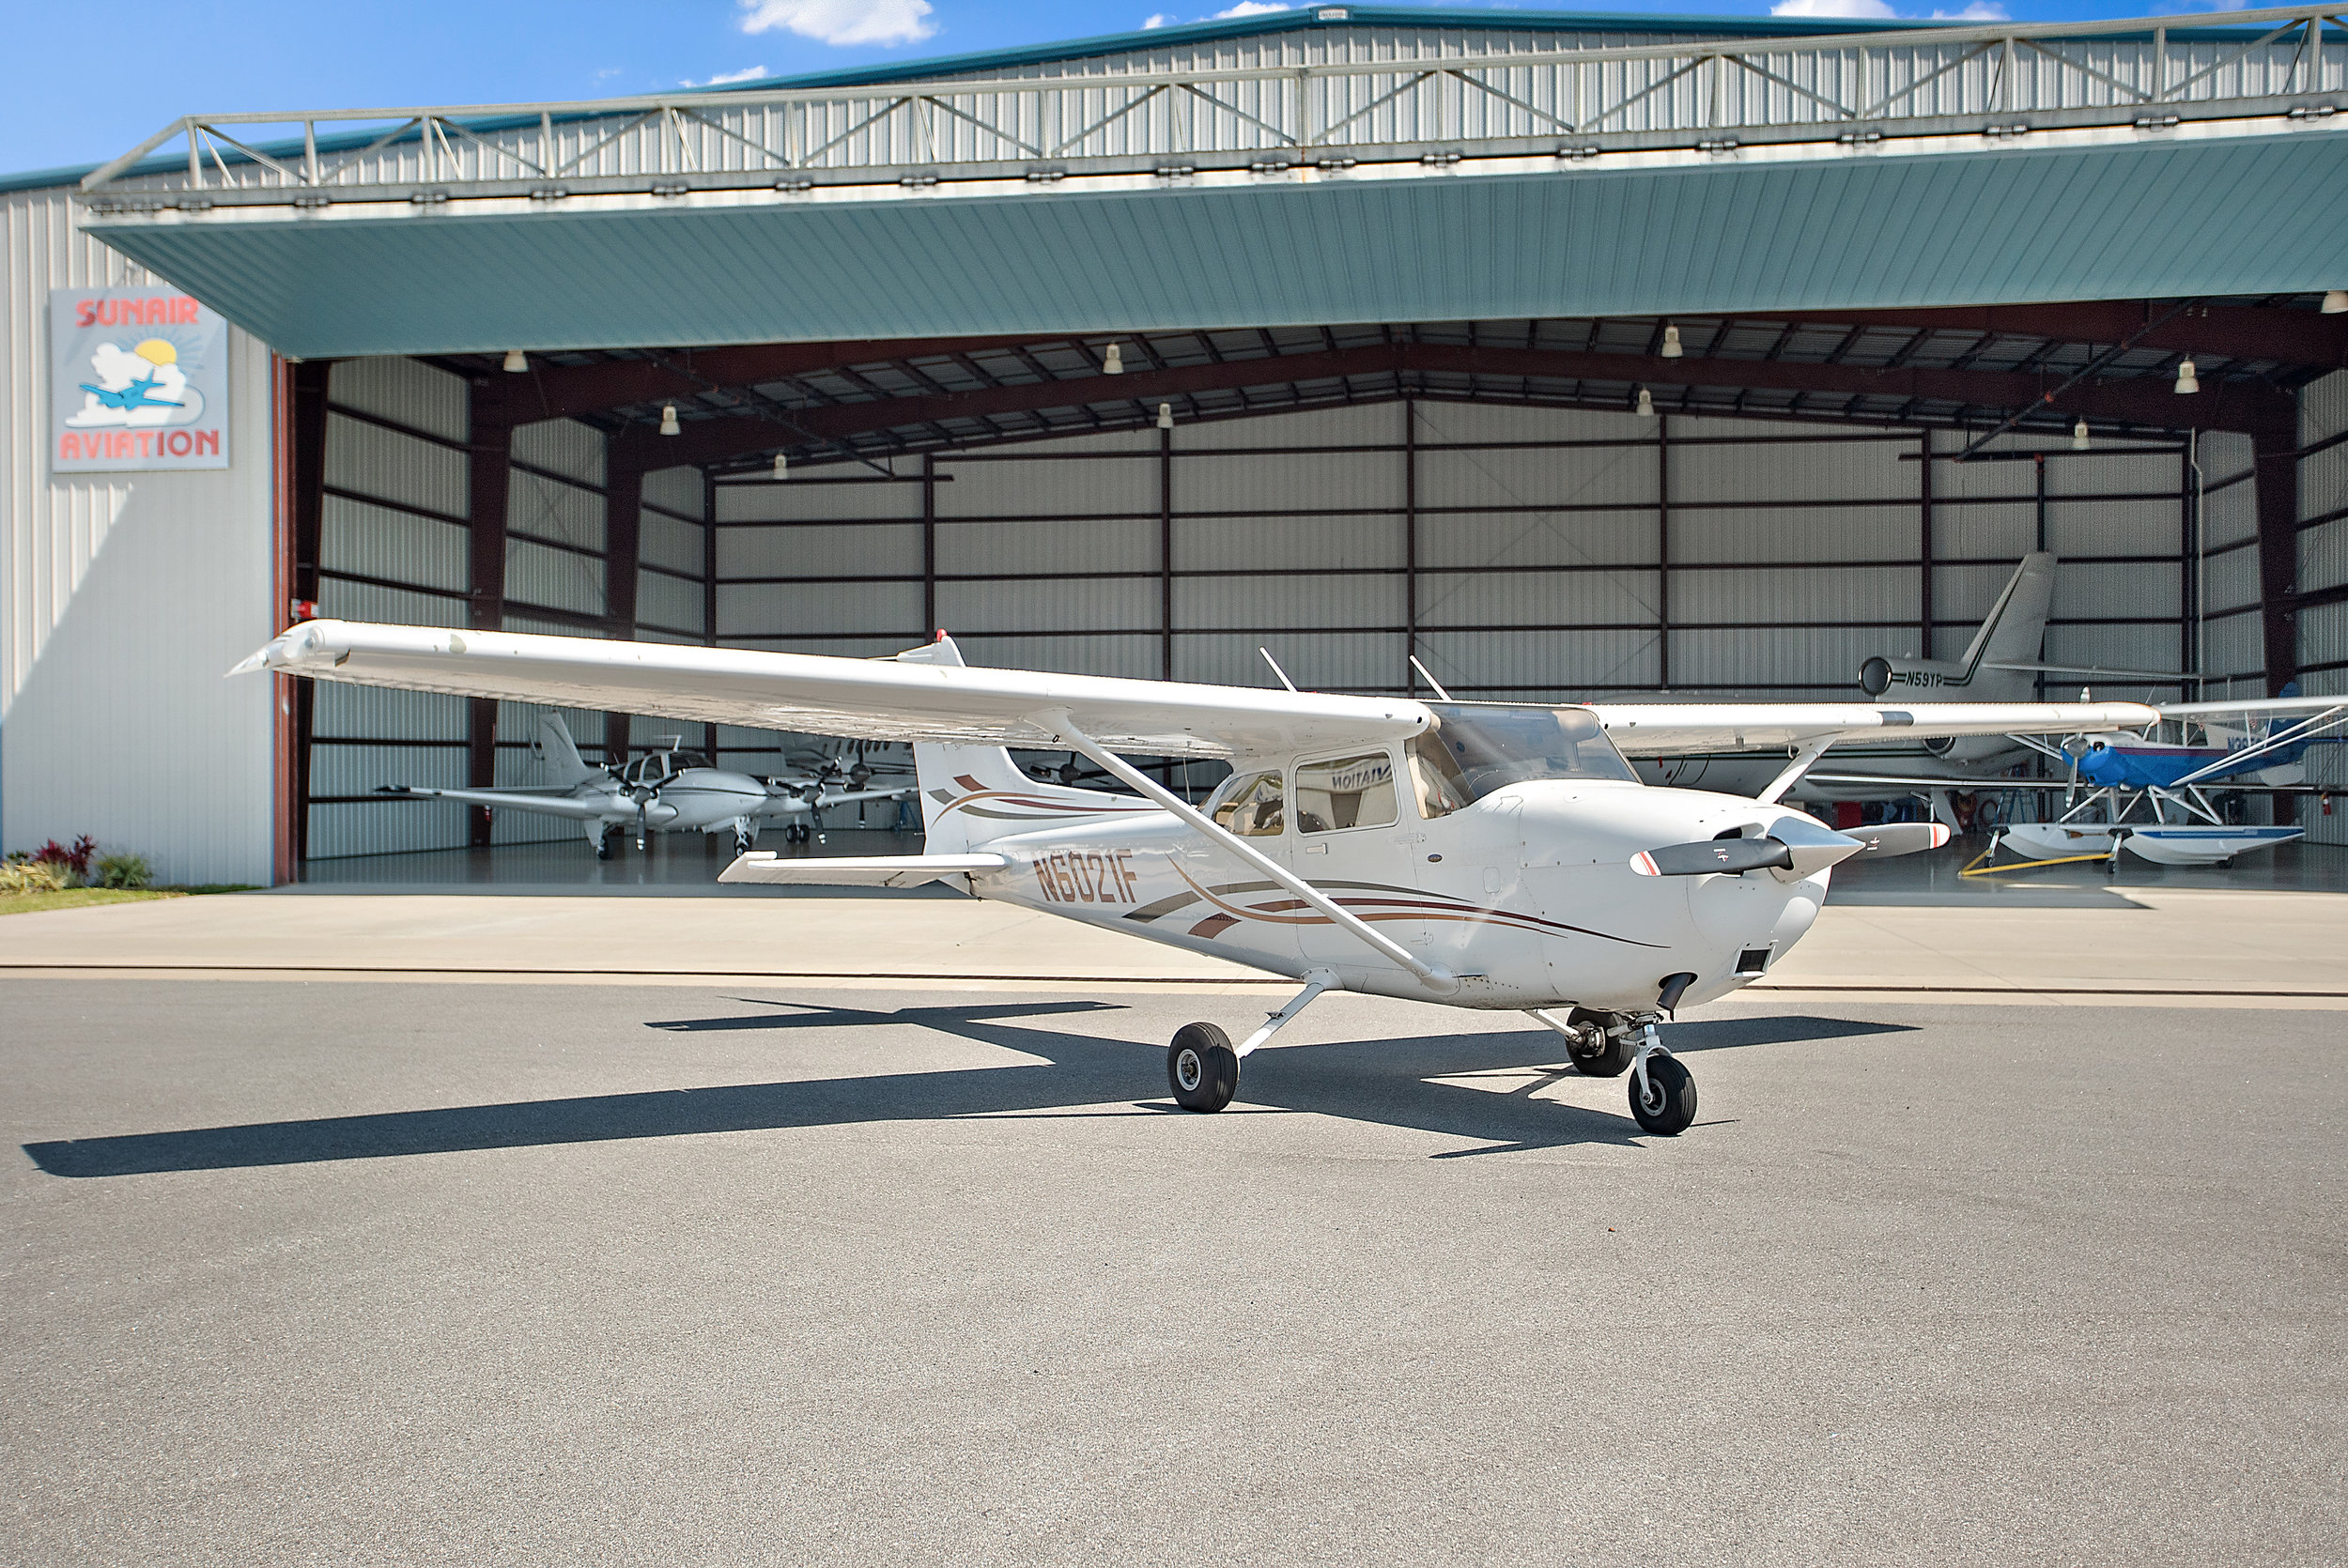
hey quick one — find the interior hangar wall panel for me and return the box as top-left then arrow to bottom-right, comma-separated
637,570 -> 705,636
938,516 -> 1157,576
325,408 -> 465,520
1929,564 -> 2024,656
2299,373 -> 2348,599
329,355 -> 467,442
718,633 -> 915,659
309,744 -> 464,803
717,478 -> 920,523
957,634 -> 1160,680
719,581 -> 919,638
1175,574 -> 1403,630
1417,446 -> 1656,513
1413,629 -> 1661,696
1674,565 -> 1916,625
1416,403 -> 1655,447
1415,569 -> 1660,629
2051,561 -> 2181,622
1416,510 -> 1656,572
1668,437 -> 1915,510
1176,632 -> 1406,693
320,493 -> 468,592
937,576 -> 1158,634
506,469 -> 604,555
1669,507 -> 1920,565
313,683 -> 467,743
1929,503 -> 2036,566
1670,626 -> 1887,692
503,538 -> 607,618
2045,499 -> 2183,560
1175,403 -> 1397,450
937,456 -> 1156,518
2041,624 -> 2182,696
308,799 -> 470,860
640,513 -> 706,576
317,577 -> 465,629
1179,513 -> 1401,574
642,465 -> 703,515
719,522 -> 922,577
511,418 -> 605,486
2045,451 -> 2180,500
1177,451 -> 1402,515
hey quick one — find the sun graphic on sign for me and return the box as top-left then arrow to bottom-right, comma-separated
65,334 -> 207,429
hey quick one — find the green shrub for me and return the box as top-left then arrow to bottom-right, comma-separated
95,853 -> 152,890
0,860 -> 67,895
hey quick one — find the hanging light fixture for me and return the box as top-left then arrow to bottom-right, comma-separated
1635,387 -> 1655,417
2071,418 -> 2090,451
1104,343 -> 1125,375
2173,357 -> 2200,394
1156,401 -> 1175,430
772,452 -> 789,479
502,348 -> 528,373
2325,290 -> 2348,315
658,404 -> 681,437
1659,324 -> 1684,359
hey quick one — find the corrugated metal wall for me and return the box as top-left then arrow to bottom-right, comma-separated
2297,372 -> 2348,844
707,399 -> 2200,738
1,185 -> 275,884
304,362 -> 700,858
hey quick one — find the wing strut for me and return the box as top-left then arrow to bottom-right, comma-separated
1755,737 -> 1836,805
1040,712 -> 1458,994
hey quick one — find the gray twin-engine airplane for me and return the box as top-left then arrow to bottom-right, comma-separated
378,711 -> 913,856
240,617 -> 2195,1138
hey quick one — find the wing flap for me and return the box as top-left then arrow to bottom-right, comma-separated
239,622 -> 1427,760
719,852 -> 1007,888
1588,700 -> 2162,756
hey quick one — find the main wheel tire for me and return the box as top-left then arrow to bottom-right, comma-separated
1167,1022 -> 1239,1113
1568,1024 -> 1633,1077
1628,1053 -> 1698,1136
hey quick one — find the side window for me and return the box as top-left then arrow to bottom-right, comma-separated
1208,770 -> 1286,838
1406,735 -> 1469,820
1295,750 -> 1399,834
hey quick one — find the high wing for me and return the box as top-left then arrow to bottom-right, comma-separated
237,621 -> 1429,759
2153,694 -> 2348,719
377,784 -> 614,821
1585,700 -> 2161,758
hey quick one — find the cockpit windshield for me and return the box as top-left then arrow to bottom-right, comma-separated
1408,703 -> 1633,816
622,751 -> 705,785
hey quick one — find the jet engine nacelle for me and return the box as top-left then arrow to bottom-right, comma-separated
1859,655 -> 1970,697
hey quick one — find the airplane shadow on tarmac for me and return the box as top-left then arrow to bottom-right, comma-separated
22,1001 -> 1911,1177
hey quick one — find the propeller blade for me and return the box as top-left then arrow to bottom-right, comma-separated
1630,838 -> 1796,877
1840,822 -> 1952,860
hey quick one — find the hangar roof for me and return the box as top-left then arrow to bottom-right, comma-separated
59,5 -> 2348,361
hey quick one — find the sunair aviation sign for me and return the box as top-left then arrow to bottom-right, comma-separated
49,287 -> 229,471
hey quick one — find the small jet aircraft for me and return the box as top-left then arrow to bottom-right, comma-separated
376,712 -> 914,856
240,619 -> 2224,1137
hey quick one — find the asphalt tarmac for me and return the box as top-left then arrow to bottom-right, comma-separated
4,978 -> 2341,1565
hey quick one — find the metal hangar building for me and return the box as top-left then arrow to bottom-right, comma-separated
5,4 -> 2347,884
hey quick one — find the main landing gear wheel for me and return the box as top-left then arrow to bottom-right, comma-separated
1167,1022 -> 1239,1114
1566,1009 -> 1633,1077
595,825 -> 620,861
733,827 -> 755,856
1629,1053 -> 1698,1137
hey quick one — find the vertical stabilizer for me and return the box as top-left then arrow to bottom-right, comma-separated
533,712 -> 595,786
1955,551 -> 2057,700
894,633 -> 1151,851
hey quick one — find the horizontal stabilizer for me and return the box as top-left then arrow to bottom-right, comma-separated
718,852 -> 1008,888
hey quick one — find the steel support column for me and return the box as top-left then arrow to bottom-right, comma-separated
1919,429 -> 1935,657
921,453 -> 937,638
2253,416 -> 2301,697
602,455 -> 644,767
1159,423 -> 1174,682
466,380 -> 514,847
1656,413 -> 1672,690
1403,397 -> 1419,685
703,468 -> 719,761
286,357 -> 331,873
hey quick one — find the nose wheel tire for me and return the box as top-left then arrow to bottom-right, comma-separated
1629,1053 -> 1698,1137
1167,1022 -> 1239,1113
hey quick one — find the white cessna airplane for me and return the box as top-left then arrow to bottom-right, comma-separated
378,711 -> 914,857
238,619 -> 2195,1137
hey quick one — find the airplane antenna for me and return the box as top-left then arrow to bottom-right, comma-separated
1409,654 -> 1453,701
1259,648 -> 1299,692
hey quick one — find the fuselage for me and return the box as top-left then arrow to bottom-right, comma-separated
951,779 -> 1831,1014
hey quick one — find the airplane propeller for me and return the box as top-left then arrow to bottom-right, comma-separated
1630,838 -> 1795,877
1630,822 -> 1949,878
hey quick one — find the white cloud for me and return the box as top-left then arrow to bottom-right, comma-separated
682,65 -> 771,86
737,0 -> 936,48
1143,11 -> 1175,25
1213,2 -> 1290,16
1769,0 -> 1896,15
1930,1 -> 2008,15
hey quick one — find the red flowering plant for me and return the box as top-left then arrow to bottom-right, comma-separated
34,836 -> 98,885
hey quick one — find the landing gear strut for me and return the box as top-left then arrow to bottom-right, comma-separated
1167,1022 -> 1239,1113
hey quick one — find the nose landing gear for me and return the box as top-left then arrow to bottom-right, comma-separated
1628,1022 -> 1697,1136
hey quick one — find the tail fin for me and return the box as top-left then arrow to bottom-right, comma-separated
895,633 -> 1152,852
532,712 -> 595,787
1956,551 -> 2056,701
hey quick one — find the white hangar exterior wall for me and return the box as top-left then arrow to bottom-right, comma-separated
1,180 -> 277,885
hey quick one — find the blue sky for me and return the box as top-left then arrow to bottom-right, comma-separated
1,0 -> 2233,179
